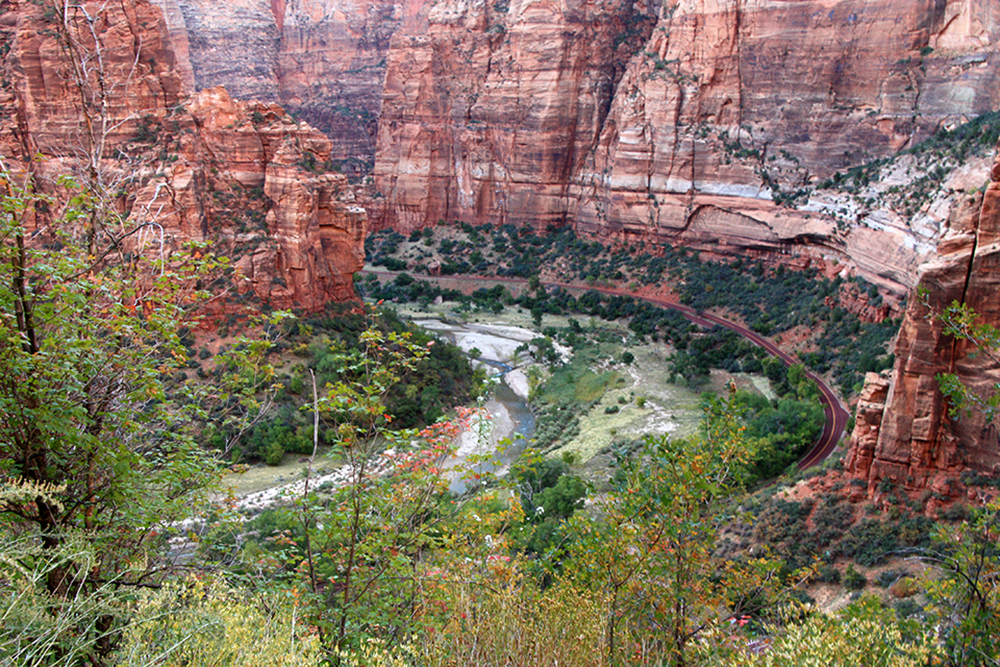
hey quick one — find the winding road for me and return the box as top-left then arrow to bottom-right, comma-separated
363,270 -> 851,472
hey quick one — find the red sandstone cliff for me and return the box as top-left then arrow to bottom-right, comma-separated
0,0 -> 364,310
373,0 -> 659,232
846,147 -> 1000,504
130,0 -> 1000,301
129,87 -> 367,309
372,0 -> 1000,298
150,0 -> 400,171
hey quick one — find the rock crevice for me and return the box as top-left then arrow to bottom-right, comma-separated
846,146 -> 1000,503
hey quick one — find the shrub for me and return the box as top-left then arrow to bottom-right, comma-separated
940,503 -> 969,521
888,577 -> 920,599
264,440 -> 285,466
876,569 -> 905,588
115,577 -> 321,666
844,564 -> 867,591
815,565 -> 841,584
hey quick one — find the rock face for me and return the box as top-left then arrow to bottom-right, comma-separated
130,87 -> 367,309
129,0 -> 1000,300
1,0 -> 188,153
373,0 -> 660,232
846,147 -> 1000,501
372,0 -> 1000,296
151,0 -> 400,169
0,0 -> 364,310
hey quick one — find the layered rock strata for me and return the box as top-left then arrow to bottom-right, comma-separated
373,0 -> 1000,297
846,147 -> 1000,501
74,0 -> 1000,301
1,0 -> 188,154
151,0 -> 400,168
0,0 -> 364,310
374,0 -> 660,232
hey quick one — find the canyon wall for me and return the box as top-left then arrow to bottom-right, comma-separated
373,0 -> 1000,296
29,0 -> 993,303
373,0 -> 660,232
0,0 -> 364,310
151,0 -> 401,171
132,0 -> 1000,298
846,147 -> 1000,504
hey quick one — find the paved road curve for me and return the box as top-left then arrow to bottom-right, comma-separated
364,271 -> 852,472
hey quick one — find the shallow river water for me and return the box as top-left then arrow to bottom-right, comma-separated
410,318 -> 537,493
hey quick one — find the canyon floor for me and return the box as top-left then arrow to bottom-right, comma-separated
220,286 -> 782,500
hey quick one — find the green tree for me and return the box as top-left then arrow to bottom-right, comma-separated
279,314 -> 478,661
562,388 -> 782,666
0,164 -> 221,664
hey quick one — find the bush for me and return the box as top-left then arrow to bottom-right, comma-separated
888,577 -> 920,599
815,564 -> 841,584
264,440 -> 285,466
844,564 -> 867,591
940,503 -> 969,521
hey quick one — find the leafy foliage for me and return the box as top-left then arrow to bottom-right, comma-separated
114,576 -> 321,666
561,391 -> 786,666
924,500 -> 1000,666
930,299 -> 1000,423
0,164 -> 223,664
716,596 -> 938,667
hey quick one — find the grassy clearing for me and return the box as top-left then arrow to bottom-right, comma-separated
540,346 -> 620,405
219,449 -> 340,497
552,343 -> 705,462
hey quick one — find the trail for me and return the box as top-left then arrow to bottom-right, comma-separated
364,270 -> 851,471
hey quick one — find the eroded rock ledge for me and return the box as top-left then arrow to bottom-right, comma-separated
846,147 -> 1000,505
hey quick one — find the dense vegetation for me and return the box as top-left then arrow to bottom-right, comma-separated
364,225 -> 897,395
201,306 -> 482,465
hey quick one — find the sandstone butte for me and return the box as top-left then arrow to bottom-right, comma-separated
1,0 -> 999,500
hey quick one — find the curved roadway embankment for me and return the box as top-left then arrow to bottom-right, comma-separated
363,271 -> 851,471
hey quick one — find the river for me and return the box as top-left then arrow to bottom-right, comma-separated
411,318 -> 538,493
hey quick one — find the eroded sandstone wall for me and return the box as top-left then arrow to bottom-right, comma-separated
846,147 -> 1000,505
129,87 -> 367,309
373,0 -> 999,296
0,0 -> 364,310
152,0 -> 401,169
1,0 -> 188,153
373,0 -> 660,232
